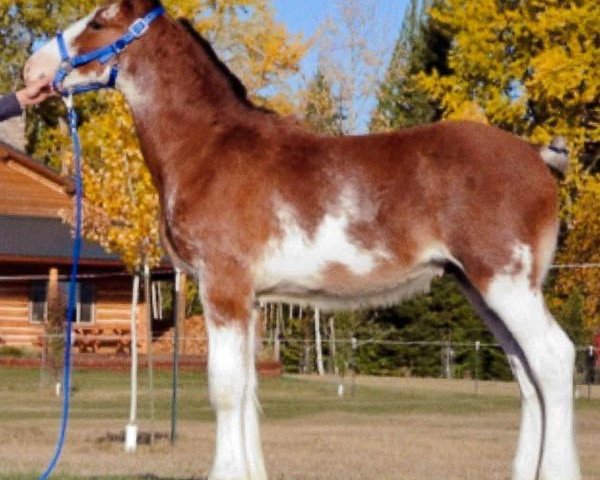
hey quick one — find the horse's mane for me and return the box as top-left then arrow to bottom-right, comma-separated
177,18 -> 273,114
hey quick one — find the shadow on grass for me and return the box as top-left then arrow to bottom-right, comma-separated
95,430 -> 170,445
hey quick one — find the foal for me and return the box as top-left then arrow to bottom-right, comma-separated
25,1 -> 580,479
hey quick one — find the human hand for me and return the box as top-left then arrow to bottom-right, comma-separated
16,78 -> 57,107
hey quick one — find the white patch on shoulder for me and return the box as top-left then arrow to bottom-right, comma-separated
257,188 -> 390,289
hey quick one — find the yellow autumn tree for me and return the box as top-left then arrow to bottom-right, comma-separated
417,0 -> 598,152
22,0 -> 306,269
416,0 -> 600,333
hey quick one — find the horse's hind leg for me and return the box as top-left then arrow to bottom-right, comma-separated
456,247 -> 580,480
484,284 -> 579,480
458,276 -> 545,480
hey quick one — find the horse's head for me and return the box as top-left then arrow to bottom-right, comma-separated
24,0 -> 163,92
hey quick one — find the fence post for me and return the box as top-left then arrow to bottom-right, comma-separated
274,303 -> 282,362
350,337 -> 357,396
143,262 -> 155,445
442,341 -> 454,379
587,345 -> 595,400
125,272 -> 140,453
170,269 -> 185,445
474,341 -> 481,395
314,309 -> 325,376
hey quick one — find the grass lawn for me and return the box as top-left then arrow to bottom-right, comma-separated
0,367 -> 598,480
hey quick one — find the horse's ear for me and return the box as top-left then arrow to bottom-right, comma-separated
121,0 -> 134,13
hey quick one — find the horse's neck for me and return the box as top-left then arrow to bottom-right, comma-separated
117,23 -> 249,198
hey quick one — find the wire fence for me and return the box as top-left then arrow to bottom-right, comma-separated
265,337 -> 600,397
2,332 -> 599,399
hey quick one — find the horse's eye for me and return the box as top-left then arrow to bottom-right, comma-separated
89,19 -> 103,30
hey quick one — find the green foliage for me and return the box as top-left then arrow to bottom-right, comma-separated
365,278 -> 512,380
370,0 -> 448,132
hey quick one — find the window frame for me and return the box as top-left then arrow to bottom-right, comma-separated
29,281 -> 48,324
29,281 -> 96,325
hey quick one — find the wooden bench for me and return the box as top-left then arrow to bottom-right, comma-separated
74,325 -> 134,355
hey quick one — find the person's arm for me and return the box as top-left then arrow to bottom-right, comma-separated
0,78 -> 56,122
0,93 -> 22,122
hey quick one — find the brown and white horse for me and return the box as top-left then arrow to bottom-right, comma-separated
25,1 -> 580,479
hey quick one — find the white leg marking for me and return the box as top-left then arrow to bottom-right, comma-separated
484,245 -> 580,480
509,354 -> 543,480
207,320 -> 248,480
243,308 -> 268,480
459,277 -> 542,480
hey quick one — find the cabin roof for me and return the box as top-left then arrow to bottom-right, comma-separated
0,140 -> 73,192
0,215 -> 119,262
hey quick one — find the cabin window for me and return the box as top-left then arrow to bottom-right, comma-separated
30,282 -> 48,323
78,283 -> 95,324
58,282 -> 95,324
30,281 -> 95,324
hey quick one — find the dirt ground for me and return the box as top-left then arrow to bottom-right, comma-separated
0,374 -> 599,480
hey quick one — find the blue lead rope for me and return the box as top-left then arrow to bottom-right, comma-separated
38,95 -> 83,480
38,7 -> 166,477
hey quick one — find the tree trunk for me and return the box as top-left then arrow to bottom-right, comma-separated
47,267 -> 64,385
41,268 -> 60,388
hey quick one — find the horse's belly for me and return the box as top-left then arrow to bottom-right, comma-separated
256,261 -> 443,311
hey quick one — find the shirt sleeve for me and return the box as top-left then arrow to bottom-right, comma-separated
0,93 -> 23,122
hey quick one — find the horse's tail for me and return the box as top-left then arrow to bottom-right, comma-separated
540,137 -> 569,176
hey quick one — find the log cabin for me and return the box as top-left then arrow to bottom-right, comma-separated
0,137 -> 208,357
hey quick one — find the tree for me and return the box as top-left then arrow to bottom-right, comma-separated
315,0 -> 402,133
370,0 -> 448,132
553,183 -> 600,336
416,0 -> 598,159
0,0 -> 307,270
302,70 -> 344,135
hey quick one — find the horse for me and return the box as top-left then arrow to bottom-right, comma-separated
24,1 -> 580,479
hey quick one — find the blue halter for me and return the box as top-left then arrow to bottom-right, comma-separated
53,5 -> 165,95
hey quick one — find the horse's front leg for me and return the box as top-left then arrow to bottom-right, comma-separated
202,271 -> 267,480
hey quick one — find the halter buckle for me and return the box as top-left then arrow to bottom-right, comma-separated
129,18 -> 149,38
